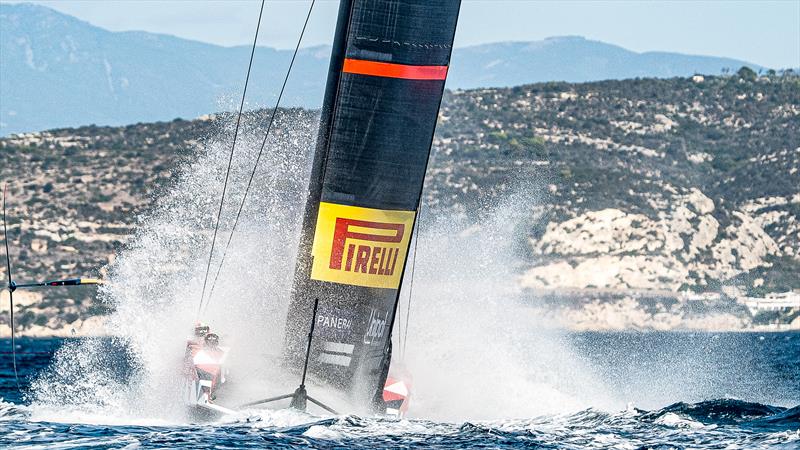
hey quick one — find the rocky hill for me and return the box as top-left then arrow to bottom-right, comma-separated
432,71 -> 799,294
1,71 -> 798,334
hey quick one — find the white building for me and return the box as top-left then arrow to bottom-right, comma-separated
741,291 -> 800,314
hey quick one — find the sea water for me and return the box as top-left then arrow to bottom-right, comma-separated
0,333 -> 798,448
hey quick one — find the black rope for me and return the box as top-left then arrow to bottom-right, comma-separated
197,0 -> 266,318
203,0 -> 316,313
400,219 -> 421,361
3,184 -> 21,390
399,146 -> 439,360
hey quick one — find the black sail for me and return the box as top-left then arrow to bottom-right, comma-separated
285,0 -> 461,409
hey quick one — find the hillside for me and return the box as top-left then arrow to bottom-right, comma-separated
1,72 -> 798,334
1,2 -> 763,135
0,3 -> 330,135
432,72 -> 800,295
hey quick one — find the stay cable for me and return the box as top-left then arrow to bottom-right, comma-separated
196,0 -> 266,318
203,0 -> 316,314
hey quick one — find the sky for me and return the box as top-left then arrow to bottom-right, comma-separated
4,0 -> 799,69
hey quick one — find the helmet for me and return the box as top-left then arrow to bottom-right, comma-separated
204,333 -> 219,348
194,323 -> 210,337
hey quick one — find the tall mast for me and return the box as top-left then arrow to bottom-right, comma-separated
293,0 -> 354,291
285,0 -> 462,411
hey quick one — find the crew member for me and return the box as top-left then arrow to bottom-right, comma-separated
204,333 -> 220,349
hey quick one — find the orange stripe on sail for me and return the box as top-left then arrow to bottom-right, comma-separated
342,58 -> 448,80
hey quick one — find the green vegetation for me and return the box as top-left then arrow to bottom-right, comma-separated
1,72 -> 798,329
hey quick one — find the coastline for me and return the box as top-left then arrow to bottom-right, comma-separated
2,287 -> 797,339
2,314 -> 796,339
0,290 -> 106,338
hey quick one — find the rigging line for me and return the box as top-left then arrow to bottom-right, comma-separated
3,184 -> 21,390
400,144 -> 440,360
196,0 -> 266,318
203,0 -> 316,313
400,216 -> 422,361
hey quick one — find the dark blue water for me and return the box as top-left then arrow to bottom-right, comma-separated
1,333 -> 798,449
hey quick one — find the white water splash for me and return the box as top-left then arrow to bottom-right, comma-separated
29,110 -> 318,423
27,109 -> 617,426
394,186 -> 617,421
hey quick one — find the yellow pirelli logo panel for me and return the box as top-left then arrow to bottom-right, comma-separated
311,202 -> 416,289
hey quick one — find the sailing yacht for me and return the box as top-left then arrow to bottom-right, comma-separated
184,0 -> 462,417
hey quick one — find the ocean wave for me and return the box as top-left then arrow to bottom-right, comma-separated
0,399 -> 28,421
0,399 -> 798,449
640,399 -> 797,428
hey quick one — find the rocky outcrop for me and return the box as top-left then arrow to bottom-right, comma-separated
521,188 -> 783,291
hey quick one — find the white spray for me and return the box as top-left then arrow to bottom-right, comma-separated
394,184 -> 617,421
29,111 -> 317,423
28,112 -> 615,425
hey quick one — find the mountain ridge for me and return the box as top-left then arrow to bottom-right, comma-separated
1,2 -> 766,135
